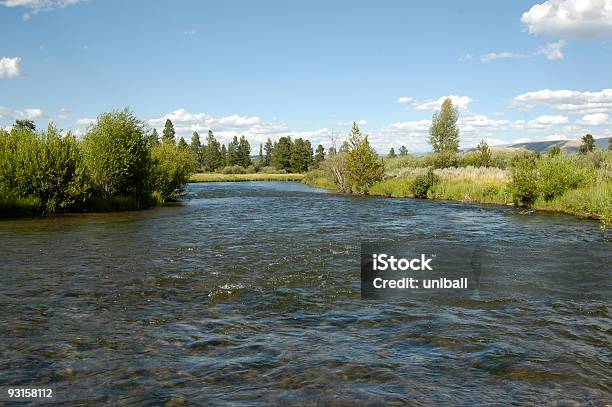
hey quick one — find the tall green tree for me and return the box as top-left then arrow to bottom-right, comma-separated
315,144 -> 326,163
428,98 -> 460,153
227,136 -> 240,166
399,146 -> 408,156
190,131 -> 202,167
476,139 -> 492,167
220,144 -> 227,166
149,128 -> 160,146
388,147 -> 396,158
579,133 -> 595,154
289,138 -> 313,172
162,119 -> 176,144
238,135 -> 251,167
204,130 -> 222,171
258,143 -> 264,163
178,137 -> 188,150
264,138 -> 273,165
271,136 -> 292,170
14,119 -> 36,132
346,122 -> 384,192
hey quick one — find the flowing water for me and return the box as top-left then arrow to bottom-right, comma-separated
0,182 -> 610,405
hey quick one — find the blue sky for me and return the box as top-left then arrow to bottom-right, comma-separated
1,0 -> 611,151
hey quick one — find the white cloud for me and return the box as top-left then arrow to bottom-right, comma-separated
398,95 -> 472,111
536,40 -> 566,59
58,107 -> 69,119
14,108 -> 43,120
521,0 -> 612,38
76,117 -> 96,126
480,52 -> 520,63
513,88 -> 612,114
528,114 -> 569,128
577,112 -> 610,125
0,0 -> 83,20
337,119 -> 367,126
0,57 -> 22,78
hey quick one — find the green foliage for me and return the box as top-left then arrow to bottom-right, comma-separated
410,168 -> 439,199
190,131 -> 203,168
238,135 -> 251,167
345,122 -> 384,192
178,137 -> 188,149
14,119 -> 36,132
204,130 -> 222,171
264,138 -> 273,165
148,128 -> 160,146
428,98 -> 460,153
430,151 -> 458,169
548,145 -> 561,157
388,147 -> 396,158
537,154 -> 595,200
510,152 -> 539,206
579,133 -> 595,154
271,136 -> 292,170
221,165 -> 246,174
609,137 -> 612,151
162,119 -> 175,144
398,146 -> 408,156
289,138 -> 313,172
82,109 -> 151,199
315,144 -> 326,163
476,139 -> 492,167
150,142 -> 196,203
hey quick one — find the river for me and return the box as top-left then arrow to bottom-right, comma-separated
0,181 -> 610,405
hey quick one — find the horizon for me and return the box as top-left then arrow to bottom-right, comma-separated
1,0 -> 612,152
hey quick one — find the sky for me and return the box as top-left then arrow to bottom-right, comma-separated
1,0 -> 612,152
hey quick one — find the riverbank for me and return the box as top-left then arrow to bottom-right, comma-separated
303,166 -> 612,227
190,173 -> 304,182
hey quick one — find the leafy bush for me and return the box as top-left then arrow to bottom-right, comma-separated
151,143 -> 196,203
221,165 -> 246,174
510,152 -> 539,206
82,109 -> 151,199
410,168 -> 439,198
537,154 -> 594,200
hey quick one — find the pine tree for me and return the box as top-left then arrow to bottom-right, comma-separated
220,144 -> 227,166
238,135 -> 251,167
271,136 -> 292,170
579,133 -> 595,154
399,146 -> 408,156
227,136 -> 240,166
190,131 -> 202,167
315,144 -> 326,163
289,138 -> 313,172
162,119 -> 176,144
264,138 -> 273,166
476,139 -> 492,167
346,122 -> 384,191
388,147 -> 396,158
14,119 -> 36,132
428,98 -> 459,153
205,130 -> 222,171
258,143 -> 264,163
149,128 -> 160,146
178,137 -> 188,149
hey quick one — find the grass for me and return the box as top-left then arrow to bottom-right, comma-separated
190,173 -> 304,182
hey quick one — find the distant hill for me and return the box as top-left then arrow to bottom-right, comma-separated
506,137 -> 609,154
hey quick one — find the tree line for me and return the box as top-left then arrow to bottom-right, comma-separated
160,118 -> 327,173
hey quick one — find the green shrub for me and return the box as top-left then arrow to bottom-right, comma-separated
537,154 -> 595,201
410,168 -> 439,198
510,152 -> 539,206
82,109 -> 152,199
151,142 -> 196,203
221,165 -> 246,174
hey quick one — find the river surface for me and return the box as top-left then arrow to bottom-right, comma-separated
0,182 -> 610,406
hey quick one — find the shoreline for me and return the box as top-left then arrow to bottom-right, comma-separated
190,173 -> 304,182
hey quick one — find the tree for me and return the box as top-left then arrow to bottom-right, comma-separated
328,146 -> 337,156
178,137 -> 188,149
388,147 -> 396,158
204,130 -> 222,171
190,131 -> 202,168
162,119 -> 176,144
428,98 -> 460,153
220,144 -> 227,166
315,144 -> 326,163
238,135 -> 251,167
258,143 -> 264,163
150,142 -> 196,203
399,146 -> 408,156
476,139 -> 492,167
579,133 -> 595,154
346,122 -> 384,192
149,128 -> 160,146
227,136 -> 240,166
548,145 -> 561,157
264,138 -> 273,165
609,137 -> 612,151
289,138 -> 313,172
271,136 -> 292,170
14,119 -> 36,132
82,108 -> 151,200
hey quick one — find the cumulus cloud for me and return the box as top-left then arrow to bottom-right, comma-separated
0,0 -> 84,20
521,0 -> 612,37
536,40 -> 566,59
0,57 -> 22,78
0,106 -> 43,122
397,95 -> 472,111
528,114 -> 569,128
577,112 -> 610,125
513,88 -> 612,114
76,117 -> 96,126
